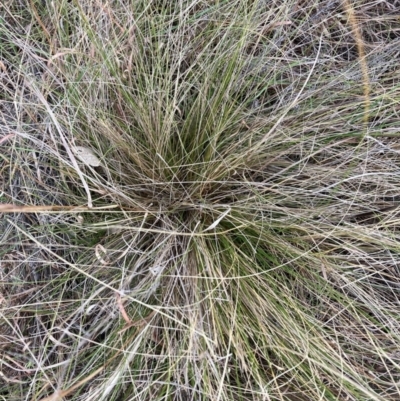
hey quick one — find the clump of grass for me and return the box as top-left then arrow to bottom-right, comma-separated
1,1 -> 400,400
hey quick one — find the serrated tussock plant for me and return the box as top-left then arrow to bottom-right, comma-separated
1,1 -> 400,400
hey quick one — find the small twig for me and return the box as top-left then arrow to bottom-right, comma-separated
116,293 -> 132,324
0,204 -> 120,213
118,310 -> 157,334
0,133 -> 16,145
342,0 -> 370,127
95,244 -> 110,265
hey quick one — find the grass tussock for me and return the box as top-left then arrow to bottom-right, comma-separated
1,0 -> 400,400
